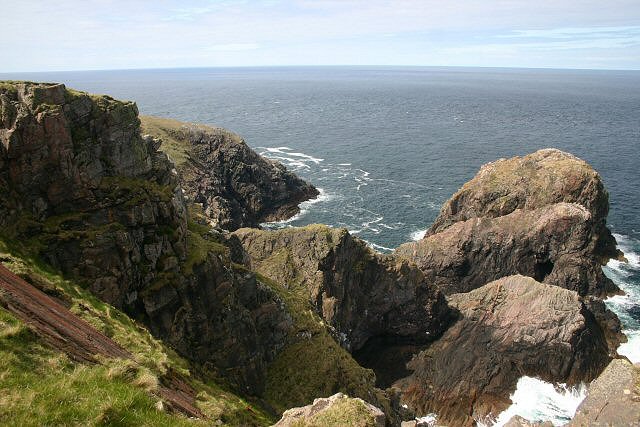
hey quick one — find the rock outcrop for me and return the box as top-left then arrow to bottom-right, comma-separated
273,393 -> 386,427
397,275 -> 622,427
231,225 -> 454,353
0,82 -> 293,393
568,358 -> 640,426
397,149 -> 622,298
396,203 -> 619,296
140,115 -> 319,230
428,149 -> 616,254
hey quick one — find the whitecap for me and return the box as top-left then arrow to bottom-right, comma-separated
617,329 -> 640,362
415,414 -> 438,426
604,233 -> 640,363
487,376 -> 586,427
410,229 -> 427,241
364,240 -> 394,253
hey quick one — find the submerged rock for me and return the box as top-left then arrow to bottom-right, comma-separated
140,115 -> 318,230
397,275 -> 622,427
568,358 -> 640,426
273,393 -> 386,427
396,202 -> 619,296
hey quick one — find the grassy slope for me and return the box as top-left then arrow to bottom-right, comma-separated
0,239 -> 274,427
139,115 -> 243,167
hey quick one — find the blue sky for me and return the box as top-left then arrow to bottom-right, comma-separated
2,0 -> 640,71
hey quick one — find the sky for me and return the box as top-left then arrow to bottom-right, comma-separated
1,0 -> 640,72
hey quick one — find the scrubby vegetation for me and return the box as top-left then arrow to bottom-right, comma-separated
0,239 -> 275,426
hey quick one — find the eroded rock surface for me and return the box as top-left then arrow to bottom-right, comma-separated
232,225 -> 454,353
397,275 -> 622,427
429,149 -> 614,246
140,115 -> 318,230
273,393 -> 386,427
0,82 -> 293,393
568,358 -> 640,426
396,203 -> 619,296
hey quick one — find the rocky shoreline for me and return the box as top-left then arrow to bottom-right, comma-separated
0,81 -> 636,426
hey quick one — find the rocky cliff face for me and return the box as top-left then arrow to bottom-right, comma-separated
428,149 -> 614,247
568,358 -> 640,426
140,116 -> 319,231
397,149 -> 622,298
396,202 -> 619,296
398,275 -> 623,427
231,225 -> 453,353
0,82 -> 292,393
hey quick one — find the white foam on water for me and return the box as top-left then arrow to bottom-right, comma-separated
260,188 -> 331,229
363,240 -> 394,253
415,414 -> 438,426
410,229 -> 427,241
604,233 -> 640,363
486,377 -> 587,427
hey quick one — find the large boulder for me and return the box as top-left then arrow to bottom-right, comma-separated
231,225 -> 454,353
427,148 -> 619,262
396,203 -> 619,296
568,358 -> 640,426
140,115 -> 319,230
397,275 -> 623,427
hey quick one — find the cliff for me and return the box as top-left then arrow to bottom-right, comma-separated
396,202 -> 619,296
0,81 -> 630,427
0,81 -> 296,394
397,275 -> 622,426
568,358 -> 640,426
428,148 -> 616,255
232,225 -> 453,352
393,149 -> 626,425
0,81 -> 401,425
140,115 -> 319,230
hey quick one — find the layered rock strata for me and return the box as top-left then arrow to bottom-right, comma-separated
140,115 -> 319,230
396,202 -> 619,296
231,225 -> 454,353
397,275 -> 623,426
0,82 -> 292,393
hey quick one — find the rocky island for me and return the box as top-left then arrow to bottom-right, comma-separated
0,81 -> 636,426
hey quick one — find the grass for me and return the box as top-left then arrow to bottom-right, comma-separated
254,273 -> 379,415
0,308 -> 197,427
0,239 -> 275,426
99,176 -> 174,205
183,205 -> 228,275
289,397 -> 378,427
139,115 -> 244,167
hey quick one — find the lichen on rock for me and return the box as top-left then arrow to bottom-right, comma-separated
397,275 -> 623,426
140,115 -> 319,230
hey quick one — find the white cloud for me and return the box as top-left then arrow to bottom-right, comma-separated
206,43 -> 260,51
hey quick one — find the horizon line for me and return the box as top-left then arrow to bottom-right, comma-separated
1,64 -> 640,75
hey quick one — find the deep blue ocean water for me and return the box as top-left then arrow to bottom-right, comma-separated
2,66 -> 639,424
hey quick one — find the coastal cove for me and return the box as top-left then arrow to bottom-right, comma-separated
0,68 -> 638,426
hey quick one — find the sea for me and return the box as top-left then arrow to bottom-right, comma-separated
2,66 -> 639,426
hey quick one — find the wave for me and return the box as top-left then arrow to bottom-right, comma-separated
604,233 -> 640,363
484,377 -> 586,427
410,229 -> 427,241
363,240 -> 394,253
260,188 -> 331,229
